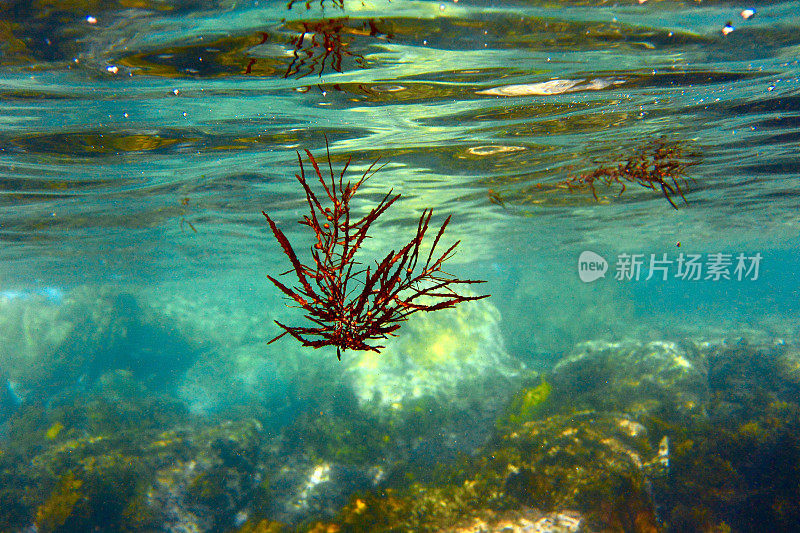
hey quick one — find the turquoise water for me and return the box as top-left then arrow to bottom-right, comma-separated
2,0 -> 800,531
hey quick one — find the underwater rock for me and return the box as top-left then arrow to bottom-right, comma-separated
312,410 -> 663,532
623,336 -> 800,531
0,291 -> 75,397
645,366 -> 800,531
267,373 -> 517,526
0,404 -> 265,533
494,412 -> 663,532
448,508 -> 585,533
342,298 -> 523,410
143,292 -> 294,419
176,346 -> 290,420
141,292 -> 267,353
693,336 -> 800,407
145,419 -> 266,532
0,430 -> 151,532
550,339 -> 707,415
0,286 -> 198,405
264,456 -> 380,526
776,346 -> 800,388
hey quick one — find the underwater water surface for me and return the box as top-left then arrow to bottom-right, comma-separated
1,0 -> 800,531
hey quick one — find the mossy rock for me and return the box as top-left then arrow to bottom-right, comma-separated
550,340 -> 707,416
648,396 -> 800,531
0,411 -> 265,531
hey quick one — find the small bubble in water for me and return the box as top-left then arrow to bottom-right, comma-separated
173,89 -> 180,96
106,65 -> 119,74
722,22 -> 735,35
439,3 -> 445,10
86,15 -> 97,24
740,9 -> 755,20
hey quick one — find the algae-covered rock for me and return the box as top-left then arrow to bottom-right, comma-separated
266,382 -> 470,525
264,456 -> 381,526
494,412 -> 662,531
647,397 -> 800,532
551,339 -> 707,415
776,346 -> 800,387
0,389 -> 265,533
145,418 -> 266,532
0,431 -> 150,532
645,339 -> 800,532
236,518 -> 286,532
700,338 -> 800,410
34,471 -> 84,533
314,410 -> 663,532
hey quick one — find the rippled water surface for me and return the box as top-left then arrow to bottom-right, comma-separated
2,0 -> 800,530
2,0 -> 799,276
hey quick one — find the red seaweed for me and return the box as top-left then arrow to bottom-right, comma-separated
263,139 -> 489,359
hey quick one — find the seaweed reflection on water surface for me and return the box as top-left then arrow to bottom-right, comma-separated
284,19 -> 388,79
488,138 -> 700,210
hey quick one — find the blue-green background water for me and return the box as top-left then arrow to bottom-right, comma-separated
1,0 -> 800,530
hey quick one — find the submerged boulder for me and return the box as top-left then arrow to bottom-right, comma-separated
545,335 -> 800,532
494,412 -> 664,532
0,400 -> 265,533
550,339 -> 708,415
0,286 -> 198,408
646,337 -> 800,532
143,292 -> 294,420
316,410 -> 664,532
342,298 -> 523,410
